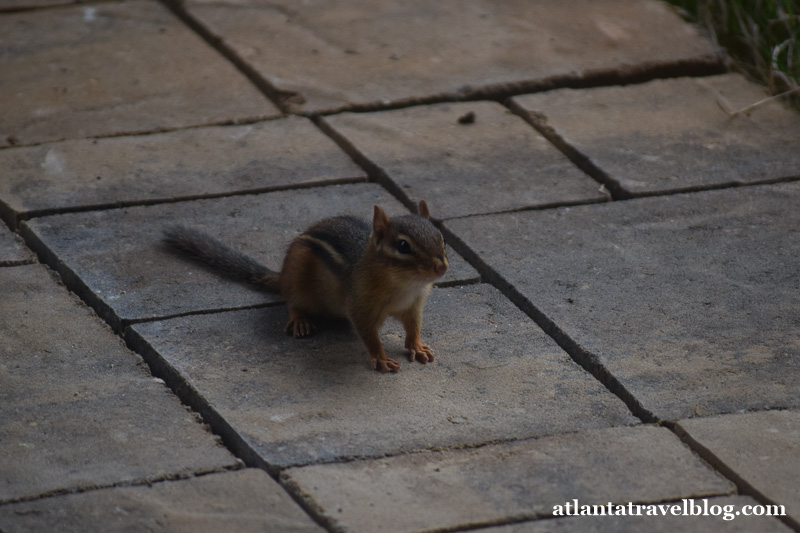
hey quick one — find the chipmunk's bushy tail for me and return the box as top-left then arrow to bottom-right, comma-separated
163,226 -> 281,292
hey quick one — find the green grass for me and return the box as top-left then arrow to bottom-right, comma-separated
668,0 -> 799,106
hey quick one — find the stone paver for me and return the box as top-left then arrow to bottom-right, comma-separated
4,0 -> 800,530
322,101 -> 606,219
0,469 -> 324,533
511,74 -> 800,197
0,224 -> 33,266
678,409 -> 800,524
479,496 -> 793,532
22,184 -> 477,331
184,0 -> 719,113
128,284 -> 637,468
281,426 -> 732,533
0,264 -> 238,503
0,117 -> 365,228
1,0 -> 278,148
445,183 -> 800,421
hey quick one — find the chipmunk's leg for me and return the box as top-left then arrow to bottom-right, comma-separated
397,297 -> 434,363
366,332 -> 400,373
350,313 -> 399,373
280,240 -> 323,338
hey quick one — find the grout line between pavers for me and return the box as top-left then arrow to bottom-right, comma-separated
7,177 -> 367,232
122,325 -> 274,474
598,174 -> 800,202
507,99 -> 800,204
506,98 -> 629,201
297,56 -> 727,117
122,301 -> 285,328
18,222 -> 125,332
310,114 -> 420,214
440,225 -> 659,425
665,420 -> 800,532
123,326 -> 340,533
0,465 -> 241,508
0,115 -> 281,154
162,0 -> 724,120
158,0 -> 298,115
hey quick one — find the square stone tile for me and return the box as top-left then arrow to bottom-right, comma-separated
0,117 -> 365,228
0,264 -> 238,503
512,74 -> 800,197
0,0 -> 278,147
0,224 -> 33,266
281,426 -> 732,533
445,183 -> 800,421
322,102 -> 606,218
22,184 -> 476,331
0,469 -> 323,533
480,496 -> 793,532
678,409 -> 800,525
185,0 -> 719,113
128,284 -> 637,468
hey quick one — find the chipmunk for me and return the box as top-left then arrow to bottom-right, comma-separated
163,200 -> 448,372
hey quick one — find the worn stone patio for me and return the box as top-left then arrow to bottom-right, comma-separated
1,0 -> 798,532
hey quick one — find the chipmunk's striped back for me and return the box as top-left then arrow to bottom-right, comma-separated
294,216 -> 370,280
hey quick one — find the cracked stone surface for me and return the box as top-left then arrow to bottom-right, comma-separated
281,426 -> 732,533
512,74 -> 800,196
184,0 -> 719,113
0,264 -> 238,503
128,284 -> 637,468
0,469 -> 324,533
22,184 -> 476,330
322,101 -> 606,219
0,0 -> 278,147
0,117 -> 365,227
445,183 -> 800,421
678,409 -> 800,524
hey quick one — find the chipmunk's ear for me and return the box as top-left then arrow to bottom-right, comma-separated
372,205 -> 391,243
417,199 -> 431,219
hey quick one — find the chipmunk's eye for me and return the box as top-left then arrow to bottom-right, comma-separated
396,239 -> 412,254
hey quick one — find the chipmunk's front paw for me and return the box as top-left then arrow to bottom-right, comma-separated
406,340 -> 435,364
372,355 -> 400,373
284,312 -> 315,338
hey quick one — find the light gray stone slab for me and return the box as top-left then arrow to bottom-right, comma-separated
0,117 -> 365,228
0,264 -> 238,503
0,469 -> 323,533
678,409 -> 800,525
481,496 -> 793,533
22,184 -> 476,330
128,284 -> 637,468
445,183 -> 800,420
281,426 -> 733,533
512,74 -> 800,197
0,0 -> 278,147
323,102 -> 606,219
0,224 -> 33,265
185,0 -> 719,113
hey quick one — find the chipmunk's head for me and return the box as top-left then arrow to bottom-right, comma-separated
371,200 -> 448,281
